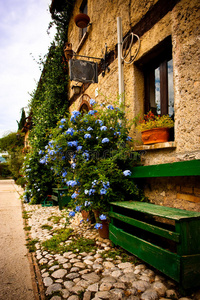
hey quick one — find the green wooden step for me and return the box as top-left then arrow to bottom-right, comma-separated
130,159 -> 200,178
110,201 -> 200,221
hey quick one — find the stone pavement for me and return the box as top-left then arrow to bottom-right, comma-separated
24,204 -> 200,300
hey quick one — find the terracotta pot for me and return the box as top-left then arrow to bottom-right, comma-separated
93,210 -> 109,239
98,220 -> 109,239
74,13 -> 90,28
81,210 -> 90,220
141,127 -> 170,145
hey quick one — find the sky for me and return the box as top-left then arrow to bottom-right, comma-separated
0,0 -> 56,138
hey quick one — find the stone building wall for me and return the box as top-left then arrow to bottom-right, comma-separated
67,0 -> 200,210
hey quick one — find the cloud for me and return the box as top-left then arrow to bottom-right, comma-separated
0,0 -> 56,138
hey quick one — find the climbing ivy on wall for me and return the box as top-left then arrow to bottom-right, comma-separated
22,1 -> 75,204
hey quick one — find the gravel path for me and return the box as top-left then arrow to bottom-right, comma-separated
24,203 -> 200,300
0,180 -> 35,300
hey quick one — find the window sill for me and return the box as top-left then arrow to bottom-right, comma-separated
75,32 -> 88,53
134,141 -> 177,151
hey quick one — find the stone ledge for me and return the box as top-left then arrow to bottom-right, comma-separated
134,141 -> 177,151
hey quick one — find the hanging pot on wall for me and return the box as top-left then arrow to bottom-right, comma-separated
74,13 -> 90,28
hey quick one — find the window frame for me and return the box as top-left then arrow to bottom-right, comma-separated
138,36 -> 173,117
80,0 -> 88,40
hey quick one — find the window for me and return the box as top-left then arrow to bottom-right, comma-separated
80,0 -> 88,39
143,37 -> 174,118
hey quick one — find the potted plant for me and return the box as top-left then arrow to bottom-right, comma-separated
136,111 -> 174,145
40,100 -> 145,238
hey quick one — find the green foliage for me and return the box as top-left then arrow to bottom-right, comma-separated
41,224 -> 53,230
22,8 -> 71,204
136,111 -> 174,132
65,237 -> 96,254
41,228 -> 73,253
0,131 -> 24,152
22,211 -> 31,219
26,238 -> 39,252
0,163 -> 12,178
41,101 -> 144,224
15,176 -> 27,187
47,215 -> 63,223
0,131 -> 25,182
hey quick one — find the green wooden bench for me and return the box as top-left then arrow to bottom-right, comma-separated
51,187 -> 71,210
41,195 -> 53,207
109,159 -> 200,290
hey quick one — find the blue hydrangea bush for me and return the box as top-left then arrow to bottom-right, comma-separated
38,100 -> 144,225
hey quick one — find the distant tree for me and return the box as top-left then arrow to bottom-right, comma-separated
0,132 -> 25,181
17,108 -> 26,131
0,132 -> 23,152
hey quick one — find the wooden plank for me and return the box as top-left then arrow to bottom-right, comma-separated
51,195 -> 58,201
109,211 -> 180,242
176,219 -> 200,255
181,254 -> 200,289
109,224 -> 180,282
110,201 -> 200,220
53,187 -> 68,191
130,160 -> 200,178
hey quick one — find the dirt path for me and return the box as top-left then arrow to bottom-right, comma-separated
0,179 -> 35,300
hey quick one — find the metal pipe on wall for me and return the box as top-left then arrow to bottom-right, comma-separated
117,17 -> 124,107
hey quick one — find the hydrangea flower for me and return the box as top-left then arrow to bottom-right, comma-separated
71,163 -> 76,169
84,201 -> 91,206
60,118 -> 66,123
66,128 -> 75,136
126,136 -> 132,141
70,111 -> 81,122
77,145 -> 82,151
100,188 -> 107,195
71,192 -> 78,199
48,150 -> 55,155
107,105 -> 114,110
102,138 -> 109,143
123,170 -> 132,176
88,110 -> 97,115
69,211 -> 75,217
99,214 -> 107,220
39,157 -> 48,164
62,171 -> 67,177
87,126 -> 93,131
68,141 -> 78,147
100,126 -> 107,131
83,151 -> 89,160
94,223 -> 103,229
75,205 -> 82,212
90,99 -> 96,106
114,131 -> 121,136
66,180 -> 77,187
92,179 -> 98,187
95,119 -> 103,126
102,181 -> 110,189
89,188 -> 95,196
84,133 -> 91,139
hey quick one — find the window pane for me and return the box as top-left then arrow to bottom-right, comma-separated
168,59 -> 174,117
155,67 -> 161,115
